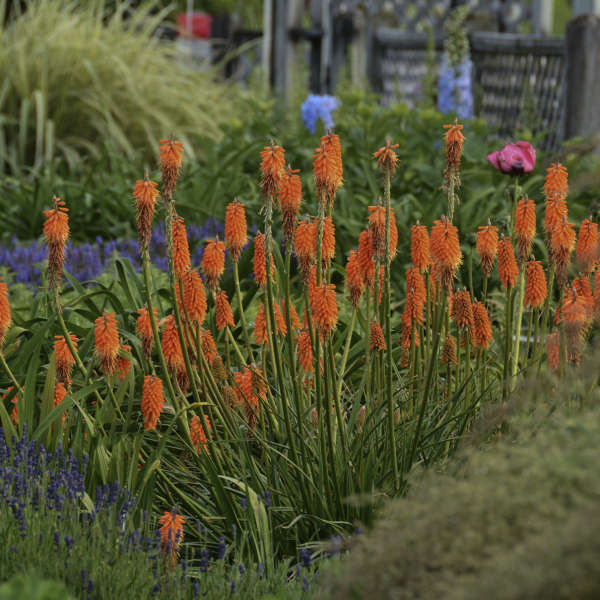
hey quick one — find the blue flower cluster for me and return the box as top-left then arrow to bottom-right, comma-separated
437,56 -> 473,120
301,94 -> 340,135
0,218 -> 225,291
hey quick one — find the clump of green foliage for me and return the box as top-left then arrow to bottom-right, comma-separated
315,355 -> 600,600
0,0 -> 234,177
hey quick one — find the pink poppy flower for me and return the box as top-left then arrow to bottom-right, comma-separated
487,141 -> 536,175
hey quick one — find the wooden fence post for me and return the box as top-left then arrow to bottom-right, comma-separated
565,15 -> 600,140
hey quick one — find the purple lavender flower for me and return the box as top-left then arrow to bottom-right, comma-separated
301,94 -> 340,134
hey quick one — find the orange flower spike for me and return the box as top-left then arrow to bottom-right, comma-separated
430,216 -> 462,288
295,220 -> 317,284
215,290 -> 235,330
182,269 -> 207,325
411,222 -> 431,272
523,260 -> 547,308
310,283 -> 338,338
233,367 -> 259,427
546,333 -> 560,372
514,197 -> 536,259
367,206 -> 397,259
253,304 -> 268,345
550,217 -> 576,286
200,328 -> 217,366
405,268 -> 426,324
345,250 -> 364,307
0,278 -> 10,347
273,302 -> 287,336
94,312 -> 119,376
142,375 -> 164,430
54,382 -> 68,423
313,133 -> 343,207
476,222 -> 498,278
357,229 -> 375,287
253,233 -> 273,288
278,166 -> 303,245
116,344 -> 132,382
172,216 -> 191,279
159,138 -> 184,196
443,123 -> 465,174
137,307 -> 157,359
201,240 -> 226,292
576,218 -> 598,273
224,201 -> 247,262
158,509 -> 185,563
43,196 -> 69,287
133,175 -> 159,252
190,415 -> 211,453
260,144 -> 285,198
451,289 -> 474,332
472,301 -> 493,350
161,314 -> 184,374
441,335 -> 458,365
313,216 -> 336,268
281,299 -> 301,331
572,274 -> 592,300
297,329 -> 314,373
544,162 -> 568,202
497,237 -> 519,290
373,139 -> 399,177
369,320 -> 387,351
54,334 -> 78,383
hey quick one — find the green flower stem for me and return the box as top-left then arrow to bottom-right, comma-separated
0,351 -> 22,395
511,267 -> 526,384
233,261 -> 253,361
524,308 -> 534,369
383,166 -> 399,490
336,307 -> 357,400
536,269 -> 555,374
503,286 -> 513,399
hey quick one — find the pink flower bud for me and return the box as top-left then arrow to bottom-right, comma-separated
487,141 -> 536,175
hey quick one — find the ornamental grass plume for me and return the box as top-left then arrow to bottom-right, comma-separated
94,312 -> 119,376
373,139 -> 399,176
253,233 -> 273,288
159,138 -> 184,197
260,144 -> 285,198
369,320 -> 386,351
142,375 -> 164,430
441,335 -> 458,364
476,221 -> 498,278
182,269 -> 207,325
405,268 -> 426,324
190,415 -> 211,453
201,240 -> 226,292
233,367 -> 260,427
116,344 -> 131,382
43,196 -> 69,289
430,216 -> 462,288
576,218 -> 598,273
53,382 -> 67,424
497,237 -> 519,290
172,216 -> 191,279
278,166 -> 302,245
472,301 -> 493,350
224,200 -> 247,262
159,509 -> 185,565
368,206 -> 398,259
295,220 -> 317,284
133,173 -> 159,253
550,217 -> 576,287
523,260 -> 547,308
297,329 -> 314,373
54,335 -> 77,384
515,197 -> 536,260
411,222 -> 431,272
345,250 -> 364,307
357,229 -> 375,287
314,216 -> 336,268
310,282 -> 338,338
215,290 -> 235,330
137,307 -> 157,359
313,132 -> 343,206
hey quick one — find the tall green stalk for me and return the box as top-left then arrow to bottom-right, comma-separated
233,261 -> 253,361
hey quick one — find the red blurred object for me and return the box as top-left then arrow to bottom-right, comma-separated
177,12 -> 212,39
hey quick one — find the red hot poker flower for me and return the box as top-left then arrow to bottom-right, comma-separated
278,166 -> 302,245
411,223 -> 431,272
497,238 -> 519,290
373,139 -> 399,176
224,201 -> 247,262
476,222 -> 498,278
260,144 -> 285,198
142,376 -> 165,430
94,312 -> 119,376
201,240 -> 226,292
159,138 -> 184,196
